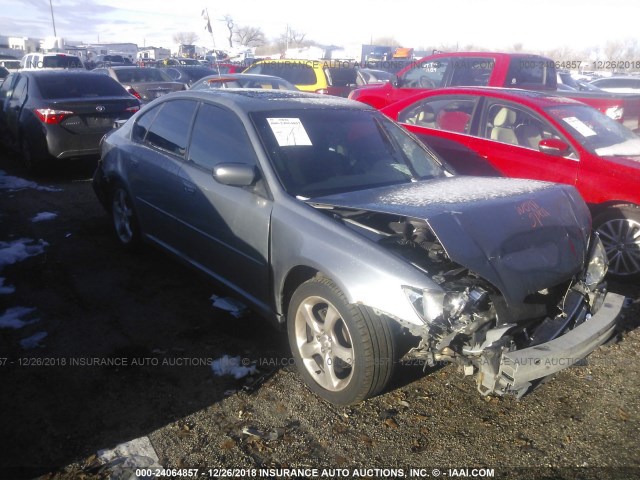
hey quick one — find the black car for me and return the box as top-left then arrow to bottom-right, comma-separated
93,66 -> 185,103
0,70 -> 140,173
160,66 -> 220,87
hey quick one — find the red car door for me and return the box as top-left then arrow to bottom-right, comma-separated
469,101 -> 580,186
396,94 -> 503,176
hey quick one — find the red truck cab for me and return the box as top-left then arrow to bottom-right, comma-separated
350,52 -> 640,131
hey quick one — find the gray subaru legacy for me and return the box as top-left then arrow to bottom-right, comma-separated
93,89 -> 622,405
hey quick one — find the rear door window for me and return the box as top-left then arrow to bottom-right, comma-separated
399,96 -> 478,134
145,100 -> 198,156
132,104 -> 162,142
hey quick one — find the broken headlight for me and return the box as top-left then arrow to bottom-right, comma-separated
402,286 -> 445,324
402,285 -> 489,324
584,234 -> 608,288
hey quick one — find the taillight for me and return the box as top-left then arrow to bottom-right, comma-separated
125,105 -> 140,113
34,108 -> 74,124
125,85 -> 142,99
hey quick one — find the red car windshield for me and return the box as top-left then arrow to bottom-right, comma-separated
546,105 -> 640,157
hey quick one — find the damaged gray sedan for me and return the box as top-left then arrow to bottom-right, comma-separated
93,90 -> 623,405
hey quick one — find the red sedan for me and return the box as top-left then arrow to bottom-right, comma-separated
382,87 -> 640,277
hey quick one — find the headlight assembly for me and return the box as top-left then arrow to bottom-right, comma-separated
402,286 -> 445,324
584,234 -> 608,288
402,285 -> 489,324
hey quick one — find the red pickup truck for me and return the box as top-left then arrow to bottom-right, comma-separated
349,52 -> 640,132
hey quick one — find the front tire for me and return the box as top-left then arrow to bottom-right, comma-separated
287,275 -> 395,405
111,184 -> 140,250
593,205 -> 640,278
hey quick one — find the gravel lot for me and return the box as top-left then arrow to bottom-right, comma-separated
0,150 -> 638,480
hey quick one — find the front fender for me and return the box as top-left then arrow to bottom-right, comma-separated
270,200 -> 435,327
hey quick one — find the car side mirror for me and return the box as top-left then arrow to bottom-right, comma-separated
539,138 -> 570,157
212,163 -> 257,187
391,75 -> 400,88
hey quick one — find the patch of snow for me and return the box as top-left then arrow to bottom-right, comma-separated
211,355 -> 257,379
31,212 -> 58,223
20,331 -> 48,349
0,277 -> 15,295
0,306 -> 39,329
210,294 -> 248,318
98,436 -> 162,480
0,170 -> 62,192
0,238 -> 49,269
379,177 -> 552,207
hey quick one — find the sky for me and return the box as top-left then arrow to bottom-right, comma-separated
2,0 -> 640,54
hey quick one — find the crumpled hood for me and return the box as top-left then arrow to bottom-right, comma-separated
310,177 -> 592,305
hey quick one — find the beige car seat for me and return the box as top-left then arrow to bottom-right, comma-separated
490,108 -> 518,145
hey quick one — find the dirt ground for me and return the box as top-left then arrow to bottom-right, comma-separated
0,149 -> 638,480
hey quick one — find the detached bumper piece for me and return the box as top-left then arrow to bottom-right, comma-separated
479,292 -> 624,398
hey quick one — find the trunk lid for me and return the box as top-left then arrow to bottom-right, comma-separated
46,97 -> 139,134
129,81 -> 185,102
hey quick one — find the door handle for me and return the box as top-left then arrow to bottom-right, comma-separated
182,179 -> 196,194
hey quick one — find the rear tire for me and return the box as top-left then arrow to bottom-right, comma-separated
593,205 -> 640,279
111,183 -> 141,250
287,275 -> 395,405
21,137 -> 44,175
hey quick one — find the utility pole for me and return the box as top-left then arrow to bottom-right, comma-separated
49,0 -> 57,37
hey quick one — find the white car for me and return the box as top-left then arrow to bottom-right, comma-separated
589,76 -> 640,93
20,52 -> 84,70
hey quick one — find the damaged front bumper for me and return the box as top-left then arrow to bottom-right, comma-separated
478,292 -> 624,397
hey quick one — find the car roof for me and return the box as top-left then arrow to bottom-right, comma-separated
416,51 -> 550,60
19,69 -> 103,78
163,89 -> 372,113
407,86 -> 585,108
251,59 -> 354,67
108,66 -> 144,70
200,73 -> 291,81
592,76 -> 640,81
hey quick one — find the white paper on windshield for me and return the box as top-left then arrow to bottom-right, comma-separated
563,116 -> 596,137
267,118 -> 312,146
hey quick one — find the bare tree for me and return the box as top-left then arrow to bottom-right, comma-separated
221,14 -> 234,48
173,31 -> 199,45
234,26 -> 266,47
290,29 -> 306,46
277,26 -> 311,51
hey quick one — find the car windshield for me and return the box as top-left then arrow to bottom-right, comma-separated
546,104 -> 640,157
114,68 -> 172,83
251,108 -> 446,198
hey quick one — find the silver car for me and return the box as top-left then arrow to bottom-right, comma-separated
93,90 -> 622,405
